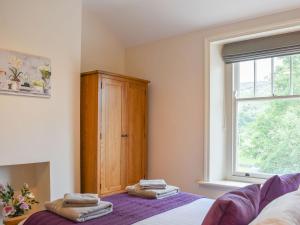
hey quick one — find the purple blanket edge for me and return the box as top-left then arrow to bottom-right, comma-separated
24,192 -> 204,225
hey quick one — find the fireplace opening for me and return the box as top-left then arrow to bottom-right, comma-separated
0,161 -> 50,211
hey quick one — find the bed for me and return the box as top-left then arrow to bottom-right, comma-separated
20,173 -> 300,225
20,192 -> 214,225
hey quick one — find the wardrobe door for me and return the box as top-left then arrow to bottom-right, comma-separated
127,82 -> 147,185
100,78 -> 126,194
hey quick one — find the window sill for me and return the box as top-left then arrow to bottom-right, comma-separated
198,180 -> 253,190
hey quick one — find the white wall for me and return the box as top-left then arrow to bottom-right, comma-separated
0,0 -> 82,200
81,7 -> 125,74
209,43 -> 227,182
125,8 -> 300,198
126,33 -> 205,194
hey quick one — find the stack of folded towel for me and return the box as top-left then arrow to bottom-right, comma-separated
139,179 -> 167,189
45,193 -> 113,222
126,179 -> 180,199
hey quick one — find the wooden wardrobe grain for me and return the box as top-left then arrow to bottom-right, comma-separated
100,78 -> 125,194
80,74 -> 100,194
80,70 -> 149,196
127,82 -> 147,185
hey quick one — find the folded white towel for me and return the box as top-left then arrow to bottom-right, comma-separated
63,201 -> 101,208
45,199 -> 113,222
64,193 -> 99,205
126,184 -> 180,199
139,179 -> 167,189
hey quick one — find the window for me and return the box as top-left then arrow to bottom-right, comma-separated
232,54 -> 300,179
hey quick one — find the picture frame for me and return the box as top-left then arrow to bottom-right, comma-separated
0,49 -> 51,98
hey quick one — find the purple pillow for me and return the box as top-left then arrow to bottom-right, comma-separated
259,173 -> 300,211
202,184 -> 260,225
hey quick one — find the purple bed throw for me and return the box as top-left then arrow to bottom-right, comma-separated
24,192 -> 203,225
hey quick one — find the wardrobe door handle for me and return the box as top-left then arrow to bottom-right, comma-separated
121,134 -> 128,138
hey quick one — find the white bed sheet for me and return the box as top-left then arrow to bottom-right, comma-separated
18,198 -> 214,225
134,198 -> 214,225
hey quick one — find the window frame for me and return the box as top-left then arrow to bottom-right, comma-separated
228,55 -> 300,181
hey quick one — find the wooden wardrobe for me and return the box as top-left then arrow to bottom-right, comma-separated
80,70 -> 149,196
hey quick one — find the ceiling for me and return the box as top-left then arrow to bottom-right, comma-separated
83,0 -> 300,47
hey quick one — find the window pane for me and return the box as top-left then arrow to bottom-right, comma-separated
292,54 -> 300,95
256,58 -> 272,97
239,61 -> 254,98
274,56 -> 290,96
236,98 -> 300,175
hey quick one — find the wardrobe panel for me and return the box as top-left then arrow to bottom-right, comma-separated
127,82 -> 147,185
80,74 -> 100,193
100,78 -> 125,194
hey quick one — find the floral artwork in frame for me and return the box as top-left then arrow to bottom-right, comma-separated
0,49 -> 51,97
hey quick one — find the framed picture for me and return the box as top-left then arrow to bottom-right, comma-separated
0,49 -> 51,98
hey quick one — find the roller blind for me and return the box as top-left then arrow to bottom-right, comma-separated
222,31 -> 300,64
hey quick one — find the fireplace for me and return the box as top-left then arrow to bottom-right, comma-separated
0,161 -> 50,211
